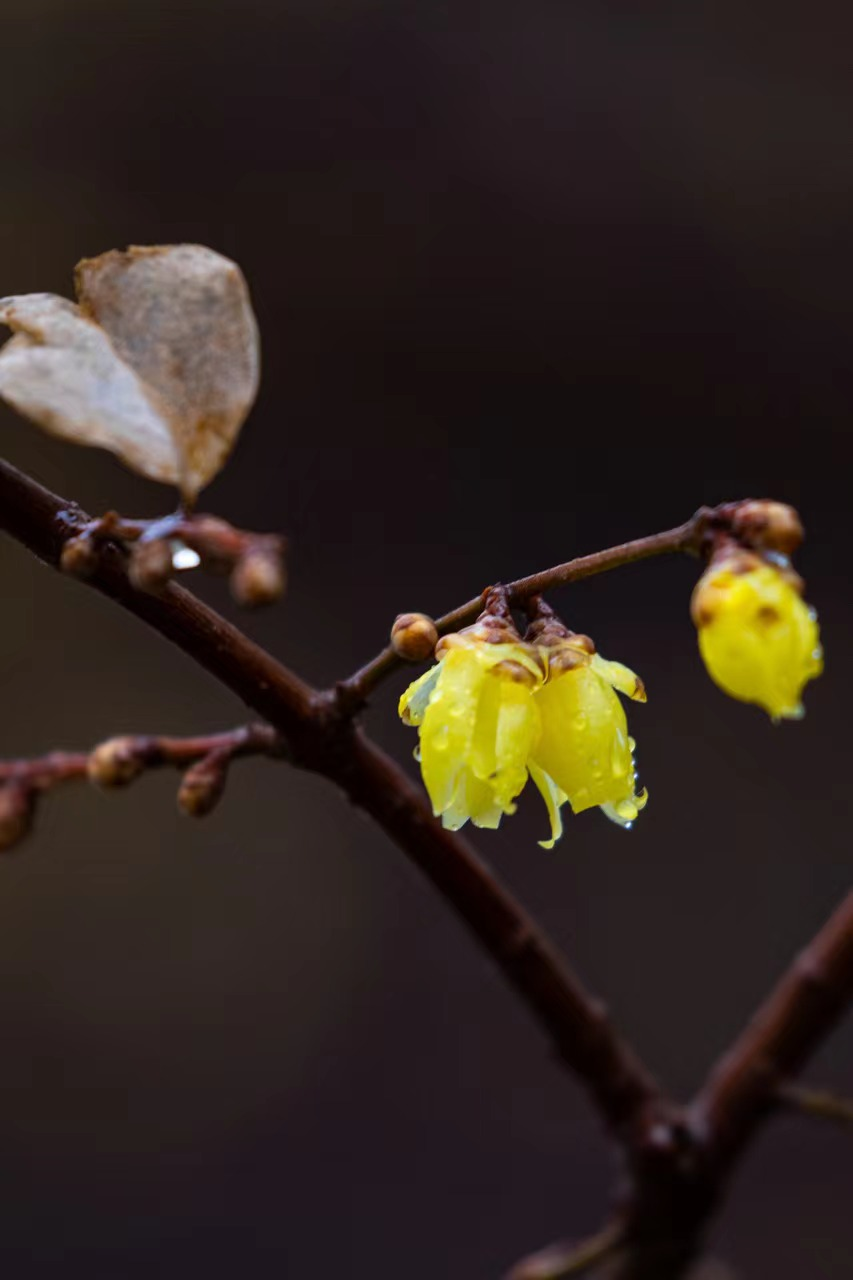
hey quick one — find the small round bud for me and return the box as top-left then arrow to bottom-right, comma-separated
731,501 -> 804,556
391,612 -> 439,662
177,755 -> 227,818
230,550 -> 286,608
60,534 -> 99,578
0,785 -> 35,852
87,737 -> 146,789
129,539 -> 174,595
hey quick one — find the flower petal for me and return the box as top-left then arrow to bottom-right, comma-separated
590,653 -> 647,702
493,679 -> 540,810
399,664 -> 442,726
529,762 -> 567,849
419,649 -> 485,815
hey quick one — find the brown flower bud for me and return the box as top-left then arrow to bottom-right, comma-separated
230,549 -> 286,607
730,500 -> 804,556
87,737 -> 146,788
129,538 -> 174,594
177,754 -> 227,818
60,534 -> 99,578
390,612 -> 439,662
0,784 -> 35,853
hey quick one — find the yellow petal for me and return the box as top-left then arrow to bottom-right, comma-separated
493,680 -> 541,809
442,767 -> 505,831
399,664 -> 442,726
419,649 -> 486,815
468,671 -> 502,783
531,666 -> 634,813
529,762 -> 567,849
590,653 -> 647,702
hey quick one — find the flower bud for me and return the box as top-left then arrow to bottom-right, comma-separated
60,534 -> 99,578
129,539 -> 174,594
391,613 -> 438,662
230,549 -> 286,607
692,554 -> 822,720
177,754 -> 227,817
0,784 -> 35,852
87,737 -> 146,788
730,500 -> 804,556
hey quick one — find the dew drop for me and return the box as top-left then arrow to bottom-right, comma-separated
171,542 -> 201,571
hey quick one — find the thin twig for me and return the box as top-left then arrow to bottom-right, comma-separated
776,1082 -> 853,1128
338,512 -> 710,708
0,724 -> 282,791
0,724 -> 284,847
64,508 -> 286,606
507,1222 -> 624,1279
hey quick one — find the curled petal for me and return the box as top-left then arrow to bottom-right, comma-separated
590,653 -> 647,702
399,664 -> 441,726
529,762 -> 567,849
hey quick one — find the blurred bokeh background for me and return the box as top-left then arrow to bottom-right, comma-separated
1,1 -> 852,1276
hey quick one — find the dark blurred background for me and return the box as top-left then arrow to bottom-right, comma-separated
1,1 -> 852,1276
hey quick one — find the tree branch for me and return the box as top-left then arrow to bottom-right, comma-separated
0,456 -> 660,1141
339,511 -> 710,708
692,889 -> 853,1166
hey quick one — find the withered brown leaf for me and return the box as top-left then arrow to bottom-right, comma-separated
0,245 -> 260,501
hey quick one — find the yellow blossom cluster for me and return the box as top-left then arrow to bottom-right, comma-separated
399,601 -> 647,847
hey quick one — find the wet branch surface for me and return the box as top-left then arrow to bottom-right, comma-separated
0,456 -> 850,1278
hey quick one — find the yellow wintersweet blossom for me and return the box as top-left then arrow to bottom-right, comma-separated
399,624 -> 545,833
527,628 -> 648,848
691,553 -> 822,721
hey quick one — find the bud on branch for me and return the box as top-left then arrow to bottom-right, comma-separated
60,509 -> 287,607
0,724 -> 283,852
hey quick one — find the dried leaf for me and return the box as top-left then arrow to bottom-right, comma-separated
77,245 -> 260,500
0,293 -> 179,484
0,245 -> 260,501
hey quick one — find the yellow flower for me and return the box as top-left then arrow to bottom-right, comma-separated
527,634 -> 648,848
691,554 -> 822,721
399,629 -> 545,833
